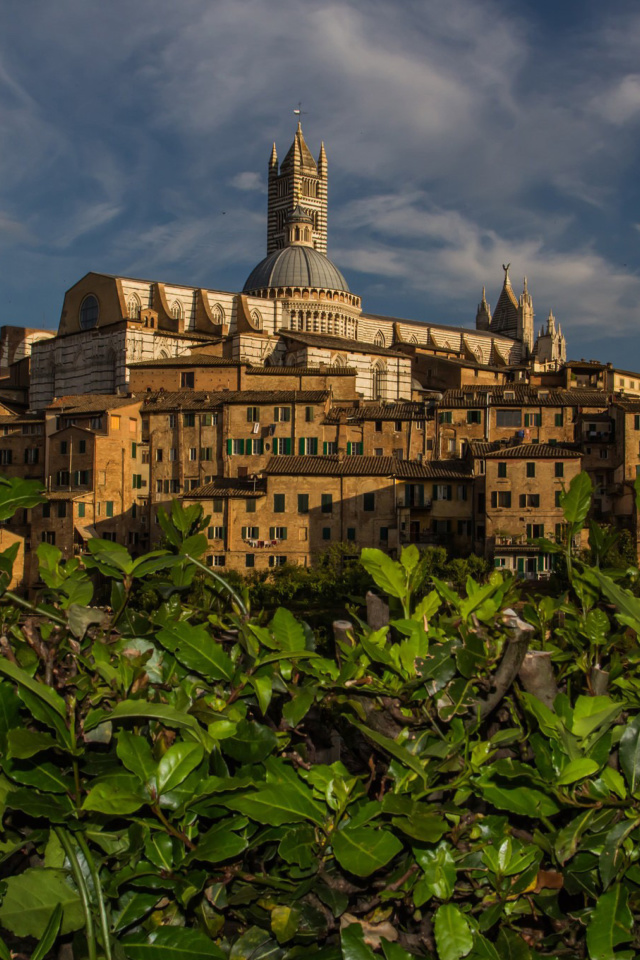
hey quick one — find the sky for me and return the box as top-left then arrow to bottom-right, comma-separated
1,0 -> 640,368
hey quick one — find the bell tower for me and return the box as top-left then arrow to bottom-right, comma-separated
267,123 -> 328,255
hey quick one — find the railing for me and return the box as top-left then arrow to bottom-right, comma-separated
244,538 -> 282,548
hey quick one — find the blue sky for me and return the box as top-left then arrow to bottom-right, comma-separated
1,0 -> 640,367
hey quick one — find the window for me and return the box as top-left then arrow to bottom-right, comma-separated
24,448 -> 39,464
208,526 -> 226,539
347,528 -> 356,541
183,413 -> 195,427
187,479 -> 199,491
73,470 -> 90,486
156,479 -> 162,493
0,450 -> 11,466
200,447 -> 212,461
156,449 -> 164,463
497,462 -> 507,478
434,484 -> 452,501
132,474 -> 143,489
212,555 -> 226,567
379,527 -> 388,542
56,502 -> 67,518
323,442 -> 337,455
467,410 -> 482,424
320,493 -> 333,514
181,372 -> 195,389
457,485 -> 468,501
393,448 -> 404,459
245,554 -> 255,568
202,413 -> 216,426
322,527 -> 331,541
524,413 -> 542,427
41,531 -> 56,545
131,442 -> 137,459
105,501 -> 114,518
491,491 -> 512,507
129,418 -> 137,434
246,498 -> 256,513
375,421 -> 383,433
555,490 -> 563,507
554,462 -> 564,478
375,447 -> 383,457
526,462 -> 536,478
346,442 -> 363,455
555,412 -> 564,427
269,556 -> 287,567
446,440 -> 456,454
168,414 -> 176,428
395,420 -> 403,432
131,503 -> 137,519
298,494 -> 309,514
417,420 -> 424,431
439,412 -> 452,424
60,441 -> 68,454
519,494 -> 540,507
274,407 -> 291,422
305,406 -> 315,422
56,470 -> 69,485
247,407 -> 259,423
241,526 -> 259,540
526,523 -> 545,538
79,295 -> 99,330
90,415 -> 102,431
189,448 -> 197,461
274,494 -> 285,513
363,492 -> 375,511
496,409 -> 521,427
213,499 -> 223,513
599,448 -> 609,459
299,437 -> 318,455
273,437 -> 292,455
110,415 -> 121,430
269,526 -> 287,540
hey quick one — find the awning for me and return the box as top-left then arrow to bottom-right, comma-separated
74,524 -> 98,541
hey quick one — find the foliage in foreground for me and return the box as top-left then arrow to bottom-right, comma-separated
0,473 -> 638,959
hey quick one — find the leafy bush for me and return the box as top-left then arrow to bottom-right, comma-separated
0,474 -> 638,959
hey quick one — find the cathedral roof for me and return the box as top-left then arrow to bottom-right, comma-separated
281,122 -> 318,174
243,245 -> 350,293
490,266 -> 520,340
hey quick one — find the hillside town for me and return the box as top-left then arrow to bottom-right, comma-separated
1,123 -> 639,591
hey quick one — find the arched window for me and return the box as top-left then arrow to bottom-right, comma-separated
79,295 -> 99,330
251,309 -> 262,330
409,335 -> 418,344
332,354 -> 346,368
127,294 -> 141,319
211,303 -> 225,325
374,330 -> 386,348
372,362 -> 386,400
170,300 -> 183,320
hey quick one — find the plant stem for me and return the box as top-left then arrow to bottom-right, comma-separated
75,832 -> 113,960
55,827 -> 97,960
184,554 -> 248,616
151,804 -> 196,850
1,590 -> 66,626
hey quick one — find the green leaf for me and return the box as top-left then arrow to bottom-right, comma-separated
561,471 -> 593,526
555,809 -> 598,865
156,621 -> 235,681
269,607 -> 306,651
188,820 -> 248,864
112,892 -> 159,933
478,782 -> 559,817
224,782 -> 325,826
271,904 -> 300,944
84,699 -> 200,732
0,681 -> 20,752
332,823 -> 402,877
589,567 -> 640,633
619,715 -> 640,794
117,729 -> 156,783
571,696 -> 622,739
31,903 -> 63,960
0,476 -> 45,521
282,686 -> 316,727
600,820 -> 637,890
122,925 -> 225,959
0,659 -> 67,718
223,720 -> 277,763
7,728 -> 57,759
249,674 -> 273,715
494,929 -> 531,959
0,867 -> 84,938
82,774 -> 147,814
156,741 -> 204,795
586,883 -> 633,960
350,720 -> 427,783
360,549 -> 407,600
556,757 -> 600,786
433,903 -> 474,960
8,761 -> 75,794
341,923 -> 377,960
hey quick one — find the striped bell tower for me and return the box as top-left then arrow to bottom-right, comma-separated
267,123 -> 328,255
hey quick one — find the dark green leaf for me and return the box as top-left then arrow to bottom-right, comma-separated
112,892 -> 159,933
156,741 -> 204,795
560,471 -> 592,526
224,783 -> 325,826
117,729 -> 156,783
122,926 -> 225,959
586,884 -> 633,960
82,775 -> 147,814
0,659 -> 66,718
433,903 -> 474,960
223,720 -> 277,763
7,728 -> 58,759
156,621 -> 235,681
332,823 -> 402,877
84,699 -> 200,732
31,903 -> 63,960
359,549 -> 406,600
188,820 -> 248,864
619,715 -> 640,794
0,867 -> 84,938
341,923 -> 377,960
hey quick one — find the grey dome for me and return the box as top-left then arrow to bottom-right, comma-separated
243,246 -> 350,294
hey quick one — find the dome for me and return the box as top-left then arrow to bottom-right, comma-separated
243,245 -> 350,294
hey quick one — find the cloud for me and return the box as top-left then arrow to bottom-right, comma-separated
230,171 -> 266,192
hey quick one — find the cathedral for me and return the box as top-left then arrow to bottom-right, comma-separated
26,121 -> 565,411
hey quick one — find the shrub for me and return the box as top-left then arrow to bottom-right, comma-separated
0,473 -> 638,959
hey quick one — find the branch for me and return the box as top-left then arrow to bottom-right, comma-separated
470,608 -> 533,724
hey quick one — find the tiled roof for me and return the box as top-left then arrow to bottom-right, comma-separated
612,398 -> 640,412
46,491 -> 86,501
0,414 -> 44,425
440,386 -> 608,408
246,365 -> 357,377
483,443 -> 581,459
364,312 -> 512,344
264,456 -> 472,479
182,479 -> 267,499
141,390 -> 329,411
48,395 -> 140,414
152,330 -> 220,342
325,402 -> 427,423
282,331 -> 407,359
128,353 -> 242,368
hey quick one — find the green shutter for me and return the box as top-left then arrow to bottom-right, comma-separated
447,485 -> 452,500
310,437 -> 318,455
238,439 -> 245,455
245,438 -> 252,455
269,527 -> 275,539
323,442 -> 328,455
281,528 -> 287,541
132,442 -> 137,458
256,439 -> 263,454
417,484 -> 424,506
227,439 -> 233,455
517,557 -> 525,573
433,484 -> 438,500
538,554 -> 545,571
299,438 -> 305,455
241,527 -> 247,539
347,442 -> 352,455
284,438 -> 292,454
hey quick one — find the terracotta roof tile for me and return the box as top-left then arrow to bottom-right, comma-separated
483,443 -> 581,459
128,353 -> 242,368
141,390 -> 328,411
440,386 -> 608,408
264,456 -> 472,479
48,395 -> 140,414
246,365 -> 356,376
182,479 -> 267,499
325,402 -> 427,423
282,331 -> 407,359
